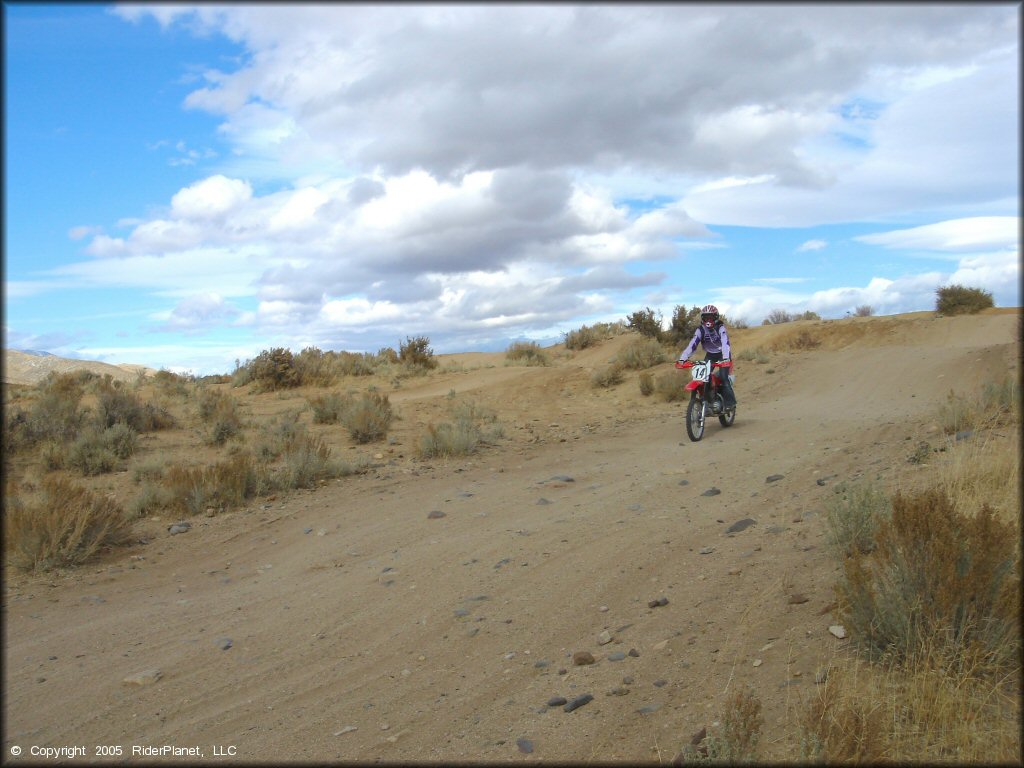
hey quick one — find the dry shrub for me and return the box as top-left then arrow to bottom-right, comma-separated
836,489 -> 1020,669
66,424 -> 138,475
307,392 -> 348,424
417,400 -> 503,458
825,481 -> 891,557
281,433 -> 346,488
4,477 -> 132,571
162,453 -> 267,515
336,351 -> 377,377
398,336 -> 438,370
638,371 -> 654,396
614,337 -> 667,370
505,341 -> 550,366
655,370 -> 689,402
564,321 -> 626,350
293,346 -> 339,387
246,347 -> 300,391
4,373 -> 88,452
591,363 -> 624,388
340,392 -> 393,443
197,388 -> 243,445
935,284 -> 994,315
95,382 -> 174,432
854,304 -> 875,317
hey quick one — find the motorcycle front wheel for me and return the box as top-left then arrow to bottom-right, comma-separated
686,392 -> 706,442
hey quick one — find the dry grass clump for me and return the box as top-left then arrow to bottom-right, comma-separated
614,337 -> 667,370
4,477 -> 133,571
735,347 -> 769,364
801,651 -> 1021,763
938,374 -> 1019,434
505,341 -> 550,366
679,686 -> 764,763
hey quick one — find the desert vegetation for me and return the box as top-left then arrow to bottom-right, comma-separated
936,284 -> 995,315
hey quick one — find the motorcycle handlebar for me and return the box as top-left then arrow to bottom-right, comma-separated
675,360 -> 732,369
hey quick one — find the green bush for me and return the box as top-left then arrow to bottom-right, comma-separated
935,284 -> 994,315
836,489 -> 1020,669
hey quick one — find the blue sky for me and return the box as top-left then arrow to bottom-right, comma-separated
4,3 -> 1019,375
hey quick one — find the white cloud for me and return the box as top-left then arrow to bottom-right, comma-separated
797,239 -> 827,252
170,175 -> 253,220
855,216 -> 1019,252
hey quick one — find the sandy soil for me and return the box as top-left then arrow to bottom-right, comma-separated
2,310 -> 1019,764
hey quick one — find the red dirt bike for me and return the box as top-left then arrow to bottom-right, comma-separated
675,360 -> 736,442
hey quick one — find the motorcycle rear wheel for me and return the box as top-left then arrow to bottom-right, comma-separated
686,392 -> 705,442
719,405 -> 736,428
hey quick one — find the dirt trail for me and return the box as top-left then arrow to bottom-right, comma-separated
3,311 -> 1018,764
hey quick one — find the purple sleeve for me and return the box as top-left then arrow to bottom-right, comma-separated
679,327 -> 701,360
721,326 -> 731,359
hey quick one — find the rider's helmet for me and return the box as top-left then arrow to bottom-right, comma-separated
700,304 -> 720,329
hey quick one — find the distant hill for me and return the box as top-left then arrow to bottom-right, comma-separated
3,349 -> 155,387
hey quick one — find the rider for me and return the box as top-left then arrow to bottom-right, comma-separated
677,304 -> 737,412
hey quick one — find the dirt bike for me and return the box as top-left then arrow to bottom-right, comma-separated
675,360 -> 736,442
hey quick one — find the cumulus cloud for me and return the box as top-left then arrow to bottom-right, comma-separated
26,4 -> 1012,370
